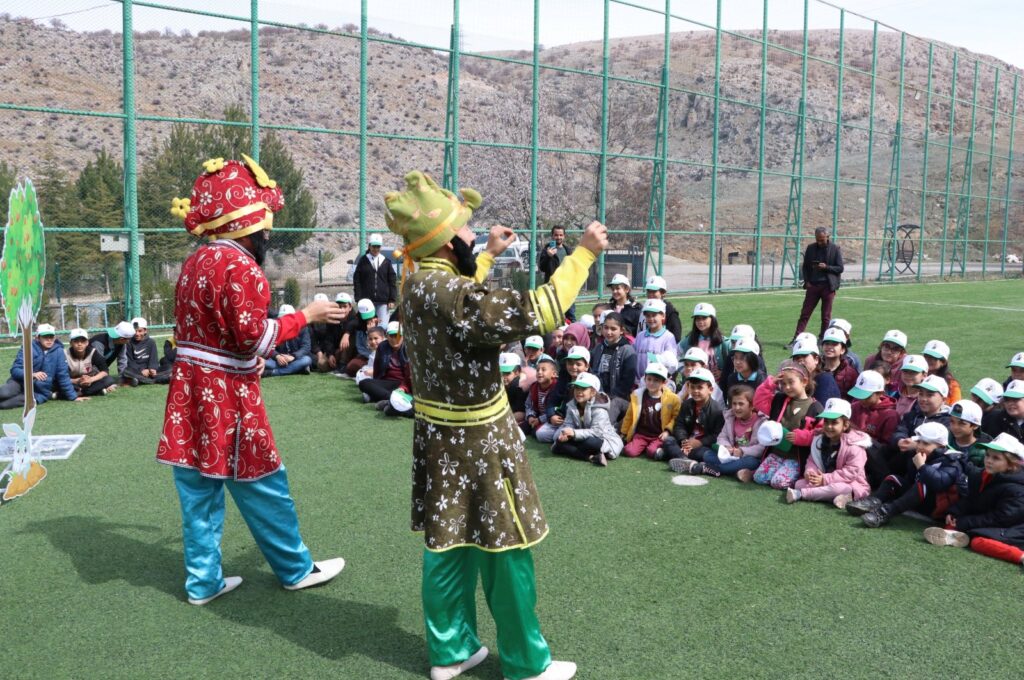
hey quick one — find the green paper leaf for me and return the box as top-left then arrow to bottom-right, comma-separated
1,179 -> 46,330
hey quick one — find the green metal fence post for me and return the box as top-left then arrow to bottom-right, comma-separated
358,0 -> 368,252
708,0 -> 722,293
860,23 -> 879,283
1001,74 -> 1019,274
917,42 -> 933,282
938,52 -> 958,277
889,33 -> 906,283
950,61 -> 979,276
981,68 -> 1000,277
830,9 -> 844,241
250,0 -> 260,160
528,0 -> 540,290
643,1 -> 670,281
796,0 -> 809,276
597,0 -> 610,292
122,0 -> 141,318
753,0 -> 768,288
441,0 -> 460,191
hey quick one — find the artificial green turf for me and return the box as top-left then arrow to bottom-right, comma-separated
2,279 -> 1023,679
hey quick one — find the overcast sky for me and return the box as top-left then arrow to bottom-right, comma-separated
9,0 -> 1023,68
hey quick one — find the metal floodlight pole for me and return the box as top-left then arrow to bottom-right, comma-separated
122,0 -> 141,318
830,9 -> 845,241
753,0 -> 768,289
442,0 -> 461,191
981,68 -> 1000,278
250,0 -> 260,160
917,42 -> 934,282
938,51 -> 958,277
528,0 -> 540,290
1001,74 -> 1019,274
708,0 -> 722,293
860,22 -> 879,283
358,0 -> 368,251
597,0 -> 610,291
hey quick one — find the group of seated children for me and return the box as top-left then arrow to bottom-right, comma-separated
502,275 -> 1024,572
0,317 -> 169,409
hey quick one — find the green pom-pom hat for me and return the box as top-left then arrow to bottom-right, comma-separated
383,171 -> 481,264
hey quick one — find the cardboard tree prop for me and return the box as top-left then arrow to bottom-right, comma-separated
0,179 -> 48,502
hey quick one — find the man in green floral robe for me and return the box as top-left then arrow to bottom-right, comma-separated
384,171 -> 607,680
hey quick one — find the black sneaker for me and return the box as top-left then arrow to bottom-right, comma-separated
375,400 -> 389,411
846,496 -> 883,516
698,463 -> 721,478
862,504 -> 892,528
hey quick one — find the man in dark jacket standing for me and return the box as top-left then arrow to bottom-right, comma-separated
791,227 -> 844,343
538,225 -> 576,322
353,233 -> 397,326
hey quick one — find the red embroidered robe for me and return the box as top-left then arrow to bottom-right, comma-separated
156,239 -> 307,480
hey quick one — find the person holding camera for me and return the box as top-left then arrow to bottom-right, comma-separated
538,225 -> 576,322
790,227 -> 844,345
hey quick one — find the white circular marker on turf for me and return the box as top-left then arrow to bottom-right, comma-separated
671,475 -> 708,486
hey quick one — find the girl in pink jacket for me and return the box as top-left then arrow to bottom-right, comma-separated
786,398 -> 871,509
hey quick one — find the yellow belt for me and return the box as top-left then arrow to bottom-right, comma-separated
414,390 -> 510,427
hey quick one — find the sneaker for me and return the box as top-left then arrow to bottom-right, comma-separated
652,447 -> 665,461
507,660 -> 577,680
736,469 -> 754,484
589,452 -> 608,467
832,493 -> 853,510
361,393 -> 371,403
283,557 -> 346,591
431,646 -> 489,680
698,463 -> 721,478
786,487 -> 801,504
846,496 -> 883,516
188,576 -> 242,605
375,400 -> 389,411
923,526 -> 970,548
862,504 -> 892,528
669,458 -> 698,474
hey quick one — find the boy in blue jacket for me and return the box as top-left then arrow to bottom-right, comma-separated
0,324 -> 86,409
849,422 -> 966,527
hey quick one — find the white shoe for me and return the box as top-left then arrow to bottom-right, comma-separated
786,488 -> 801,504
923,527 -> 970,548
832,493 -> 853,510
188,576 -> 243,605
283,557 -> 346,590
507,660 -> 577,680
431,646 -> 488,680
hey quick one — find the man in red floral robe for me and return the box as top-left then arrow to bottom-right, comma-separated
158,155 -> 345,605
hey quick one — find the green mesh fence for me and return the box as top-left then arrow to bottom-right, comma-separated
0,0 -> 1021,337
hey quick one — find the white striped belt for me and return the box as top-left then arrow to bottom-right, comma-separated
176,344 -> 260,373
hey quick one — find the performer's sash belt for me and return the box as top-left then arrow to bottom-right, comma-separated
176,342 -> 260,374
414,390 -> 510,427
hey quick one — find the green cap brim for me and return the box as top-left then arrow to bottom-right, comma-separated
500,366 -> 516,373
819,410 -> 847,420
923,350 -> 945,360
847,386 -> 874,400
970,387 -> 995,405
1004,389 -> 1024,399
359,312 -> 375,319
901,366 -> 925,374
571,380 -> 593,388
917,384 -> 945,394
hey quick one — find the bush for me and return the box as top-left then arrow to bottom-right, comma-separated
283,278 -> 301,307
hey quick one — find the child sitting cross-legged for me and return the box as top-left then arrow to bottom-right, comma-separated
678,347 -> 725,406
523,353 -> 559,437
621,363 -> 681,459
552,371 -> 624,467
923,433 -> 1024,571
700,384 -> 766,482
848,422 -> 966,528
536,345 -> 590,443
752,360 -> 824,490
786,398 -> 870,509
947,399 -> 992,465
665,367 -> 725,473
970,378 -> 1004,438
499,352 -> 529,428
893,354 -> 928,417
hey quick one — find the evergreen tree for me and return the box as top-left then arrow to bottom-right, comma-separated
0,161 -> 15,219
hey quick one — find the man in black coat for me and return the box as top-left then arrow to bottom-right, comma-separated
791,227 -> 844,343
538,225 -> 576,322
353,233 -> 397,325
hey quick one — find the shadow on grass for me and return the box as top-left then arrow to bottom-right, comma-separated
18,515 -> 429,676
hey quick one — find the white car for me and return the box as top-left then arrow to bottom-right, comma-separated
472,233 -> 531,269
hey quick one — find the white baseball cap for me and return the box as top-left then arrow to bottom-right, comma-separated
499,352 -> 522,373
692,302 -> 716,318
828,318 -> 852,338
524,335 -> 545,350
566,346 -> 591,364
685,366 -> 715,384
36,323 -> 56,336
368,233 -> 383,246
791,337 -> 820,357
278,304 -> 295,316
579,314 -> 596,330
313,293 -> 329,303
386,321 -> 402,336
820,398 -> 852,420
682,347 -> 709,365
1007,352 -> 1024,369
389,388 -> 414,413
882,329 -> 908,349
912,421 -> 949,445
112,321 -> 135,339
821,327 -> 848,346
922,339 -> 950,362
848,370 -> 886,399
608,273 -> 631,288
645,362 -> 669,380
598,310 -> 611,324
757,420 -> 785,447
949,400 -> 983,427
1004,380 -> 1024,400
917,374 -> 950,398
131,316 -> 148,329
335,292 -> 353,304
901,355 -> 928,373
730,324 -> 755,342
68,328 -> 89,341
795,332 -> 817,347
971,378 -> 1004,405
732,337 -> 760,356
571,372 -> 601,391
357,298 -> 375,319
642,299 -> 667,315
981,433 -> 1024,462
645,275 -> 667,292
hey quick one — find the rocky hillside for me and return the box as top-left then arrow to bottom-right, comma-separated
0,18 -> 1020,273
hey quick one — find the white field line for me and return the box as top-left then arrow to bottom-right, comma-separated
662,277 -> 1019,301
838,295 -> 1024,313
